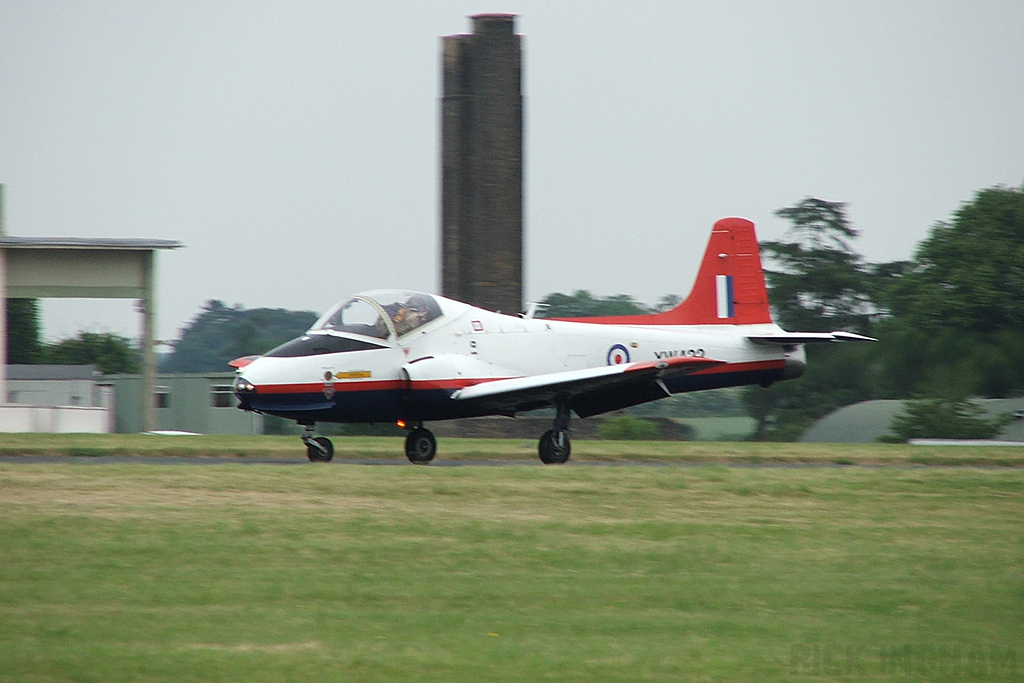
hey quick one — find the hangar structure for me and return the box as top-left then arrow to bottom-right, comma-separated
0,185 -> 181,432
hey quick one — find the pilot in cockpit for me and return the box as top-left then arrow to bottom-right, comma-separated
390,296 -> 430,336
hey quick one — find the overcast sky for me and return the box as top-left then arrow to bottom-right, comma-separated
2,1 -> 1022,345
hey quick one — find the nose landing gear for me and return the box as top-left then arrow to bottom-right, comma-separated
301,424 -> 334,462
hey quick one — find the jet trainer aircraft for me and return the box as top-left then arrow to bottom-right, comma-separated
232,218 -> 872,463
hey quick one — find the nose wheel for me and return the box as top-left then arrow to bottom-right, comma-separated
404,425 -> 437,464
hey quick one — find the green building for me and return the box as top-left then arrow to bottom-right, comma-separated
106,373 -> 260,435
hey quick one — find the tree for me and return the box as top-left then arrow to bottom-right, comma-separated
653,294 -> 682,312
743,198 -> 883,439
537,290 -> 654,318
538,290 -> 650,318
166,300 -> 318,373
876,184 -> 1024,398
43,332 -> 139,374
759,198 -> 877,335
742,341 -> 881,441
5,298 -> 42,363
885,398 -> 1013,442
885,185 -> 1024,334
741,382 -> 777,441
5,300 -> 138,372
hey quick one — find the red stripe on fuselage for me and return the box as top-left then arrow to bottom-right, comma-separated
254,376 -> 516,395
691,358 -> 786,375
257,380 -> 403,394
252,360 -> 782,396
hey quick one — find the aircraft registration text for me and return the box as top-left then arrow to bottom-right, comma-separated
654,348 -> 706,359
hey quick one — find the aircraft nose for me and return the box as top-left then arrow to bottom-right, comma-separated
233,375 -> 256,394
233,375 -> 257,406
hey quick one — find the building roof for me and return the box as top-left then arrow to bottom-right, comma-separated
0,236 -> 182,250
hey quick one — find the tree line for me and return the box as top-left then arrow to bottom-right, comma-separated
5,299 -> 317,375
6,301 -> 140,374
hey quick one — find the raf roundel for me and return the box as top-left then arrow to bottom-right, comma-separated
606,344 -> 631,366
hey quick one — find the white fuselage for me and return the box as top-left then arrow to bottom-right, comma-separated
235,293 -> 798,425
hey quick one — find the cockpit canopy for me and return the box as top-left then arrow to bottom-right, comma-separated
310,290 -> 444,340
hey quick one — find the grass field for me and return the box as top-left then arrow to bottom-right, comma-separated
3,432 -> 1024,467
1,445 -> 1021,681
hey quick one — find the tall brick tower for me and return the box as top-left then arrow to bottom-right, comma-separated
440,14 -> 523,314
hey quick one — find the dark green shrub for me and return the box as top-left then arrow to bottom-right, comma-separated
598,414 -> 660,440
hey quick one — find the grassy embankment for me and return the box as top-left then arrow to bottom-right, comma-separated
1,460 -> 1021,682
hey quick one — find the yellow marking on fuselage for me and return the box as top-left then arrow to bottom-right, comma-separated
334,370 -> 372,380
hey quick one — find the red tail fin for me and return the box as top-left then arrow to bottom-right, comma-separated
559,217 -> 773,326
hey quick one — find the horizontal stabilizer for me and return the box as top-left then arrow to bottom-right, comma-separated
747,331 -> 876,345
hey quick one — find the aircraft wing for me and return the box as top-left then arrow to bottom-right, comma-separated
450,355 -> 726,418
747,331 -> 876,345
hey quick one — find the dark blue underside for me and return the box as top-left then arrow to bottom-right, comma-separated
667,366 -> 783,394
241,366 -> 786,425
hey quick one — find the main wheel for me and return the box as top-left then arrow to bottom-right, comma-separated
404,428 -> 436,464
538,429 -> 571,464
306,436 -> 334,462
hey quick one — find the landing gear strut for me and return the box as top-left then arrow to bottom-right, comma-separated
538,402 -> 571,464
301,424 -> 333,462
404,422 -> 437,464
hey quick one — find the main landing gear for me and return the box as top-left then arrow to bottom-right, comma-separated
399,415 -> 570,465
403,422 -> 437,464
538,402 -> 572,464
301,424 -> 333,462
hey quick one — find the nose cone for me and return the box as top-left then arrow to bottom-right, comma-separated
782,345 -> 807,380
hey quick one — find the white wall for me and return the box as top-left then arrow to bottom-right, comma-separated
0,405 -> 111,433
6,378 -> 104,407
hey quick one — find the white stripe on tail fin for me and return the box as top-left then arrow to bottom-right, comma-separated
715,275 -> 734,319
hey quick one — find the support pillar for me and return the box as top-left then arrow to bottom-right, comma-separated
140,250 -> 157,433
0,184 -> 7,404
0,250 -> 7,405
